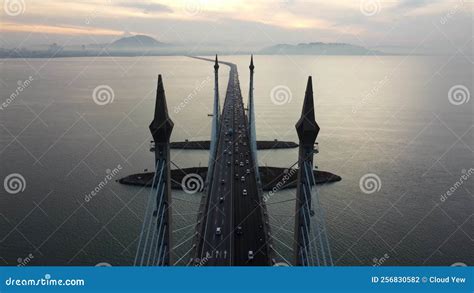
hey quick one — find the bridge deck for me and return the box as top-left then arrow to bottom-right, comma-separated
196,62 -> 270,266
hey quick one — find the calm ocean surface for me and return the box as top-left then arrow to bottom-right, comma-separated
0,55 -> 472,266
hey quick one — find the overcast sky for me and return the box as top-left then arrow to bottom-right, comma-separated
0,0 -> 472,53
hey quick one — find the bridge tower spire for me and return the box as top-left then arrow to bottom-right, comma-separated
205,54 -> 221,191
293,76 -> 333,266
135,74 -> 174,266
248,55 -> 261,188
247,55 -> 274,265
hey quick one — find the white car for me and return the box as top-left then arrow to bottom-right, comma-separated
241,176 -> 245,182
242,189 -> 247,196
248,250 -> 254,260
216,227 -> 222,236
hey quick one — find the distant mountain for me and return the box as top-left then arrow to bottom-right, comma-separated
259,42 -> 383,55
110,35 -> 167,49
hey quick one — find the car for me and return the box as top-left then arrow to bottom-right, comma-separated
216,227 -> 222,236
248,250 -> 254,260
227,161 -> 231,166
236,226 -> 243,235
242,189 -> 247,196
240,162 -> 244,167
219,196 -> 224,203
245,160 -> 249,164
221,179 -> 225,185
235,173 -> 239,179
241,176 -> 245,182
246,169 -> 250,174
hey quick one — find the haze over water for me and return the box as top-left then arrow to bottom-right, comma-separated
0,55 -> 472,266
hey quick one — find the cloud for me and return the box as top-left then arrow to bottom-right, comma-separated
116,1 -> 173,14
0,22 -> 125,36
0,0 -> 470,54
395,0 -> 441,10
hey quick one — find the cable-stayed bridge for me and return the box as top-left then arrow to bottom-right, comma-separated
133,56 -> 333,267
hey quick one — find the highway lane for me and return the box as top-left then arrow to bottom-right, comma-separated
230,68 -> 268,266
196,61 -> 269,266
198,70 -> 234,265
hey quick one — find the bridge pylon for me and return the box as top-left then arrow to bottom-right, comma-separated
293,77 -> 333,266
135,75 -> 174,266
205,55 -> 221,192
247,55 -> 262,189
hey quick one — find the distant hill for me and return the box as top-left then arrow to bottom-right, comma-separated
259,42 -> 383,55
110,35 -> 167,49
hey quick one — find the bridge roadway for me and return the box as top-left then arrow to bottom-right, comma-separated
196,61 -> 270,266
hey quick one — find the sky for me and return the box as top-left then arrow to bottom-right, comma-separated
0,0 -> 472,53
